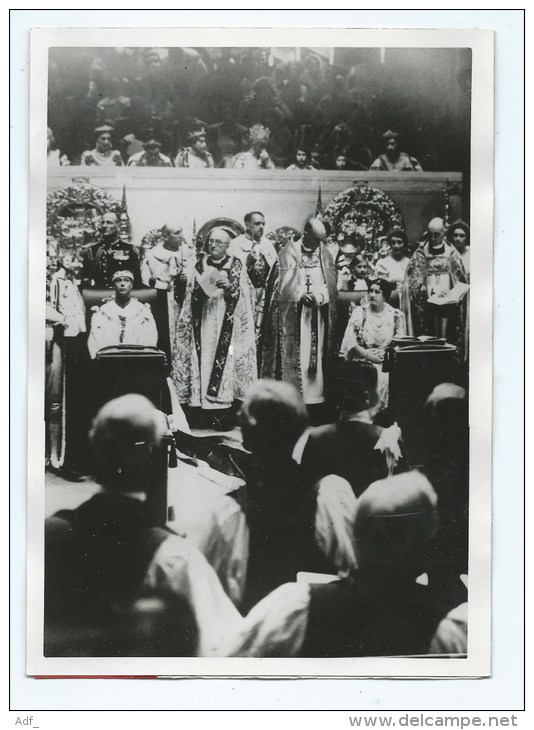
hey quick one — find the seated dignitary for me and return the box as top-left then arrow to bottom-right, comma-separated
81,212 -> 142,289
80,124 -> 125,167
229,471 -> 455,657
127,137 -> 173,167
174,120 -> 215,168
370,129 -> 423,172
340,278 -> 406,413
238,380 -> 358,614
44,394 -> 242,657
172,227 -> 256,429
87,270 -> 158,358
230,124 -> 275,170
300,360 -> 404,498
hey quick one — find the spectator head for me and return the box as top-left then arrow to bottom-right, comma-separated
423,383 -> 469,514
187,122 -> 209,154
239,379 -> 309,460
302,217 -> 327,251
310,144 -> 323,169
100,212 -> 120,239
382,129 -> 401,161
338,240 -> 360,263
252,76 -> 277,104
60,249 -> 83,275
294,148 -> 309,168
143,138 -> 162,158
47,127 -> 56,152
427,217 -> 446,246
89,394 -> 167,492
144,48 -> 162,71
244,211 -> 265,242
94,124 -> 114,154
342,232 -> 365,254
350,253 -> 370,280
446,220 -> 470,253
112,269 -> 134,303
331,359 -> 378,414
112,588 -> 199,657
207,227 -> 230,260
354,471 -> 439,579
334,149 -> 348,170
161,223 -> 184,251
387,228 -> 409,259
248,124 -> 270,155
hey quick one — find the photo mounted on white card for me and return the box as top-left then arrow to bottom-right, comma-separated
27,26 -> 493,679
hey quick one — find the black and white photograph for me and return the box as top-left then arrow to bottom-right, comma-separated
26,26 -> 494,678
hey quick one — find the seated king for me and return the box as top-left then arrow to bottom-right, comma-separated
172,227 -> 256,429
87,270 -> 158,359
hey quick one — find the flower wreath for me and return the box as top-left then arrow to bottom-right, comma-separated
323,185 -> 405,260
47,183 -> 122,258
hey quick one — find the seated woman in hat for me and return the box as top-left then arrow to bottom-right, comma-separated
87,269 -> 158,359
371,129 -> 422,172
174,122 -> 215,168
340,277 -> 406,412
80,124 -> 124,166
127,138 -> 173,167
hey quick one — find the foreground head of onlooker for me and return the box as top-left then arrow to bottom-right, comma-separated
423,382 -> 468,513
354,471 -> 438,580
89,393 -> 167,493
239,379 -> 309,461
332,359 -> 379,416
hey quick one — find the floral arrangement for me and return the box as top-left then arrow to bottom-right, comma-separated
323,185 -> 405,261
47,183 -> 122,253
266,226 -> 300,252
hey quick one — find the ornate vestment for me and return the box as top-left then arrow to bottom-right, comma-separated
401,242 -> 468,355
228,234 -> 278,329
87,298 -> 158,359
172,255 -> 257,408
258,238 -> 337,404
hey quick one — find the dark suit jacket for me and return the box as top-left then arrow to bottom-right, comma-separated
301,419 -> 402,498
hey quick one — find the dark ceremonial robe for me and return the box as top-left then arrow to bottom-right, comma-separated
258,238 -> 337,403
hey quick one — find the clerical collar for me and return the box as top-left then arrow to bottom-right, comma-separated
207,255 -> 229,269
301,244 -> 316,253
429,242 -> 445,255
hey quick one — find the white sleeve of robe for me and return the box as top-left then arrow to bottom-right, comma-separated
228,583 -> 311,657
145,534 -> 244,657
